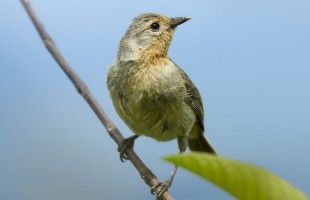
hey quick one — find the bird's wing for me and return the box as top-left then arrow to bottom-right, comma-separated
169,59 -> 204,130
169,59 -> 216,153
180,68 -> 217,153
181,70 -> 205,132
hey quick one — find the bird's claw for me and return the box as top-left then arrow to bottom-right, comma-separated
118,139 -> 131,162
151,180 -> 172,200
117,135 -> 138,162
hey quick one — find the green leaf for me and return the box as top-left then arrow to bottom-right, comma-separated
163,153 -> 307,200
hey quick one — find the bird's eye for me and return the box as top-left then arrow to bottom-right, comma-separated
150,22 -> 160,31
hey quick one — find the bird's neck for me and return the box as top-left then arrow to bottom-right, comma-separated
140,46 -> 168,64
117,38 -> 171,64
142,35 -> 172,59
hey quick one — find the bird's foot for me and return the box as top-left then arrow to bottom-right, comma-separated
117,135 -> 139,162
151,178 -> 173,200
151,164 -> 178,199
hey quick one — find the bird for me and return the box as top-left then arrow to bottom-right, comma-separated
107,13 -> 216,198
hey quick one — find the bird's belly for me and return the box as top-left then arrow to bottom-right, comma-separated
117,95 -> 196,141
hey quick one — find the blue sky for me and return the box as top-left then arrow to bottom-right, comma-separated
1,0 -> 309,199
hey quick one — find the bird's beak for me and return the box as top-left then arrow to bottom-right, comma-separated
169,17 -> 191,28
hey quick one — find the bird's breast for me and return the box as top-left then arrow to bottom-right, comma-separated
125,59 -> 185,99
108,60 -> 194,141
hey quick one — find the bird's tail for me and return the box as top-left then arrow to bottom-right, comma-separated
188,121 -> 217,154
188,132 -> 217,154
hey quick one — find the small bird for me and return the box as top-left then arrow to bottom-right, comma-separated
107,13 -> 216,197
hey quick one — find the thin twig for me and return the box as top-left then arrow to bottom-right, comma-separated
20,1 -> 173,199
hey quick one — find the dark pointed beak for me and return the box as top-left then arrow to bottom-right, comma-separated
169,17 -> 191,28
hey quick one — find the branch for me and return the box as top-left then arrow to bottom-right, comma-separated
20,1 -> 173,199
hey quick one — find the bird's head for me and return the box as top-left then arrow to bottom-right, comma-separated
117,13 -> 190,62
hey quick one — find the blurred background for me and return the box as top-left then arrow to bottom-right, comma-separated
1,0 -> 309,199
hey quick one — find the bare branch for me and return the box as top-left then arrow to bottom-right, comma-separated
20,1 -> 173,199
